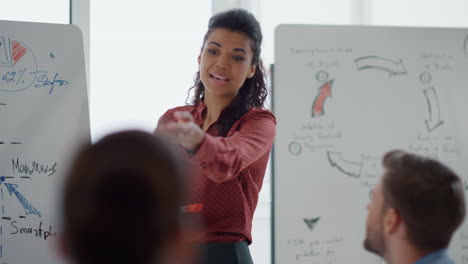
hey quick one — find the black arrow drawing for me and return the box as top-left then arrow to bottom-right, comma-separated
327,151 -> 363,178
423,87 -> 444,132
303,217 -> 320,231
355,56 -> 407,76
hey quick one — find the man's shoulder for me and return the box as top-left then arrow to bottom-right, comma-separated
414,249 -> 454,264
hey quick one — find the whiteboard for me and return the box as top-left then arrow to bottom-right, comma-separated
273,24 -> 468,264
0,20 -> 89,263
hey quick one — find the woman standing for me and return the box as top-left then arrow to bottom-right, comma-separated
157,8 -> 275,264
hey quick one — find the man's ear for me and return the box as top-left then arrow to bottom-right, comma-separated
198,55 -> 201,65
384,208 -> 401,235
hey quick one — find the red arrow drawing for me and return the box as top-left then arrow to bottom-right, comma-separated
312,79 -> 333,117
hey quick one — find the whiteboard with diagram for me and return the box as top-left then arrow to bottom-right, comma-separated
0,20 -> 90,264
273,24 -> 468,264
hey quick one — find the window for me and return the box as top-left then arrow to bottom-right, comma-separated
259,0 -> 353,68
90,1 -> 211,140
0,1 -> 69,24
370,0 -> 468,27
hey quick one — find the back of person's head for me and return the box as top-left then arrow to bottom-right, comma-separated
62,130 -> 187,264
382,150 -> 466,252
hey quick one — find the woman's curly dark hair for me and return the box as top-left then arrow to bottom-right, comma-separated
188,8 -> 268,136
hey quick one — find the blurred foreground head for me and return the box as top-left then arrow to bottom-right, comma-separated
62,130 -> 192,264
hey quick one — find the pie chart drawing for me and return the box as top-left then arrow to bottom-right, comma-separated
0,37 -> 38,92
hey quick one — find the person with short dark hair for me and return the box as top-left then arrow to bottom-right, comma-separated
364,150 -> 466,264
156,8 -> 275,264
59,130 -> 194,264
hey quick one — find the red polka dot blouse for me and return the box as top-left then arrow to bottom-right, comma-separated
158,102 -> 276,244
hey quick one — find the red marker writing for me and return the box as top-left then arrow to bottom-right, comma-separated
181,203 -> 203,213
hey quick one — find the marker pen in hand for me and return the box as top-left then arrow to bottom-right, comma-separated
181,203 -> 203,213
